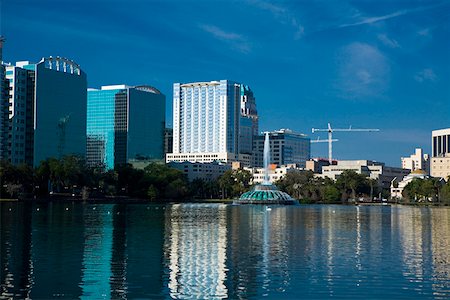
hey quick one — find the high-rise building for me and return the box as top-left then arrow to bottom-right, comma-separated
87,85 -> 165,169
253,129 -> 310,168
164,128 -> 173,155
401,148 -> 430,174
2,56 -> 86,166
431,128 -> 450,180
0,37 -> 8,161
167,80 -> 258,165
33,57 -> 87,166
5,62 -> 35,165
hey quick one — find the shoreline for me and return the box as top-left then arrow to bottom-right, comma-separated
1,197 -> 448,207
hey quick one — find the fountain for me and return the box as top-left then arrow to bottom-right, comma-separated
234,132 -> 298,205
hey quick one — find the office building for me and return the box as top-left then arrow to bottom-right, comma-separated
253,129 -> 310,168
87,85 -> 165,169
164,128 -> 173,155
33,57 -> 87,166
401,148 -> 430,174
0,37 -> 8,161
2,57 -> 86,166
321,160 -> 410,189
167,80 -> 258,165
5,62 -> 35,165
431,128 -> 450,180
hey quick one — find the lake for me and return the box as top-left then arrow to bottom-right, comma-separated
1,202 -> 449,299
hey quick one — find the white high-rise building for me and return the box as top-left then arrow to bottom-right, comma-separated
167,80 -> 257,165
401,148 -> 430,174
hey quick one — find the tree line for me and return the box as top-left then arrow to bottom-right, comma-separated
1,156 -> 449,204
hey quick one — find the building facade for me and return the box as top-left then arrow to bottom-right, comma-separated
168,161 -> 231,182
5,62 -> 35,165
431,128 -> 450,180
87,85 -> 165,169
401,148 -> 430,174
0,37 -> 8,161
253,129 -> 310,168
168,80 -> 257,165
321,160 -> 410,189
2,57 -> 86,166
164,128 -> 173,155
33,57 -> 87,166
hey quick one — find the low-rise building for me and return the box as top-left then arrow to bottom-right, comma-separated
243,164 -> 301,184
321,160 -> 410,189
305,158 -> 335,174
391,170 -> 429,200
168,161 -> 231,182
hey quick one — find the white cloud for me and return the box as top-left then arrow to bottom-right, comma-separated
335,43 -> 390,100
338,3 -> 443,28
377,34 -> 400,48
199,24 -> 251,53
414,68 -> 437,82
246,0 -> 304,39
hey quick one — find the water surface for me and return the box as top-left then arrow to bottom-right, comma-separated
1,202 -> 449,299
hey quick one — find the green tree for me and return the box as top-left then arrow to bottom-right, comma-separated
335,170 -> 369,202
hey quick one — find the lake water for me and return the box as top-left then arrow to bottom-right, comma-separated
1,202 -> 449,299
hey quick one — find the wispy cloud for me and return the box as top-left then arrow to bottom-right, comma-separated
415,68 -> 437,82
199,24 -> 251,53
246,0 -> 304,39
338,4 -> 443,28
334,43 -> 390,100
377,34 -> 400,48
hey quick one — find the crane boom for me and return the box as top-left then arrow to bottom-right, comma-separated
311,123 -> 380,163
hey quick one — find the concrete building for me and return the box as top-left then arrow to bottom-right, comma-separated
401,148 -> 430,174
244,164 -> 300,184
168,161 -> 231,182
321,160 -> 410,189
391,169 -> 429,200
87,85 -> 165,169
431,128 -> 450,180
0,37 -> 8,161
305,158 -> 334,174
2,57 -> 87,166
5,62 -> 35,165
167,80 -> 257,165
253,129 -> 310,168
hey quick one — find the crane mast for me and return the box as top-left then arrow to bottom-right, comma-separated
311,123 -> 379,164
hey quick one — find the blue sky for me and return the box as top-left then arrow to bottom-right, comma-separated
2,0 -> 449,166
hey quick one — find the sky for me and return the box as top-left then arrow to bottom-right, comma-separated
1,0 -> 449,166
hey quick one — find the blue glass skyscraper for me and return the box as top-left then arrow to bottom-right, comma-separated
87,85 -> 165,169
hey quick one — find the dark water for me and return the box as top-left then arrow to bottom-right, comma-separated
1,202 -> 449,299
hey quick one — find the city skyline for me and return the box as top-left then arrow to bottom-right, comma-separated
2,0 -> 449,166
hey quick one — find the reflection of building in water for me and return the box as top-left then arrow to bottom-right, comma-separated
227,206 -> 291,298
395,207 -> 436,290
30,203 -> 85,298
430,208 -> 450,295
164,204 -> 228,299
0,203 -> 33,299
125,204 -> 165,299
80,204 -> 114,299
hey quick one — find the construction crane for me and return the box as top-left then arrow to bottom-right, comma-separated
311,123 -> 379,164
